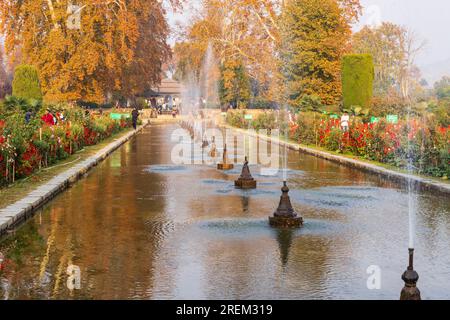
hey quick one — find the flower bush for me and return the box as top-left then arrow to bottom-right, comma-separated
227,110 -> 450,178
0,104 -> 132,186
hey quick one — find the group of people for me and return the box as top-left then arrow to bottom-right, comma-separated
40,109 -> 65,126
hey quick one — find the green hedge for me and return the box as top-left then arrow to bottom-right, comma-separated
342,54 -> 374,109
12,64 -> 42,101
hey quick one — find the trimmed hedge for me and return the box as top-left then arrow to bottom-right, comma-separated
342,54 -> 374,109
12,64 -> 43,101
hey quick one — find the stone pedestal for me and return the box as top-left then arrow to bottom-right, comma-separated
235,157 -> 256,189
400,248 -> 421,300
269,181 -> 303,228
217,163 -> 234,170
217,144 -> 234,170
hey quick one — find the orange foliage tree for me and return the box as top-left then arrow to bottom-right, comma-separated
0,0 -> 177,103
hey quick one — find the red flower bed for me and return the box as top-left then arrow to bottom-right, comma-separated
0,113 -> 131,186
17,143 -> 42,176
289,118 -> 449,177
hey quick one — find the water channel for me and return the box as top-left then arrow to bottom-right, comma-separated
0,124 -> 449,299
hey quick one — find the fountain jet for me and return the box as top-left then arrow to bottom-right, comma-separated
234,157 -> 256,189
269,181 -> 303,228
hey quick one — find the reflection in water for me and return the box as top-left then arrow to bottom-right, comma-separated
241,196 -> 250,213
274,228 -> 294,266
0,124 -> 449,299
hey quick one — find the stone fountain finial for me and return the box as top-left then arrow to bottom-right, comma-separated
202,137 -> 209,148
400,248 -> 421,300
235,156 -> 256,189
217,143 -> 234,170
269,181 -> 303,228
208,136 -> 217,158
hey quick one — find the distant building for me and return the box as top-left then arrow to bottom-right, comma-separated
143,78 -> 182,110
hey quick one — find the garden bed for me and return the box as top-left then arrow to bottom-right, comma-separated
1,107 -> 133,188
226,109 -> 449,180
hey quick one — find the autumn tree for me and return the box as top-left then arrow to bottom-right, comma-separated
353,23 -> 403,96
219,59 -> 251,108
0,0 -> 175,103
174,0 -> 282,103
280,0 -> 360,107
352,23 -> 426,99
0,45 -> 8,98
428,76 -> 450,126
434,76 -> 450,100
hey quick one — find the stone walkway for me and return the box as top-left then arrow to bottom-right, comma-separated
0,121 -> 149,236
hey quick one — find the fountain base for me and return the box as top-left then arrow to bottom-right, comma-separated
234,157 -> 256,189
217,163 -> 234,170
400,283 -> 421,300
269,181 -> 303,228
400,248 -> 421,300
235,179 -> 256,189
269,216 -> 303,228
218,143 -> 233,170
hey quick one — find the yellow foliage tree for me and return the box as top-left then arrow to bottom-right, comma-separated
174,0 -> 360,106
280,0 -> 361,106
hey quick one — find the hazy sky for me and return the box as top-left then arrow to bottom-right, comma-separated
356,0 -> 450,69
168,0 -> 450,82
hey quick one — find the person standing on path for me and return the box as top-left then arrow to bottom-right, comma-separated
340,112 -> 350,132
131,107 -> 139,130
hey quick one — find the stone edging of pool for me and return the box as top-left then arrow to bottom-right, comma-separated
0,121 -> 149,237
226,125 -> 450,196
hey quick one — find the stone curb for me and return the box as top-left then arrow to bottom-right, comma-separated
0,121 -> 149,237
228,126 -> 450,196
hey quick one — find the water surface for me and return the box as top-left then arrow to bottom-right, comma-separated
0,124 -> 449,299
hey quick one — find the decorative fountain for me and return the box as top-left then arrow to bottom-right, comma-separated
208,136 -> 217,158
400,248 -> 421,300
234,157 -> 256,189
202,138 -> 209,148
217,143 -> 234,170
268,101 -> 302,228
399,96 -> 421,301
269,181 -> 303,228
